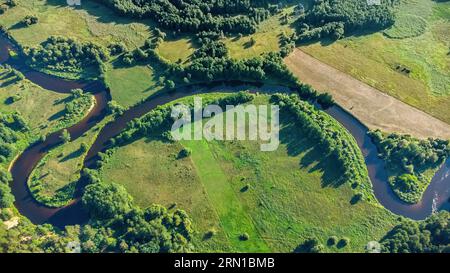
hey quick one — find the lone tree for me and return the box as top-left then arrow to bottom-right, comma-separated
21,15 -> 38,26
60,129 -> 71,143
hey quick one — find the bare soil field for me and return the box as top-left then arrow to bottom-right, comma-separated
285,49 -> 450,139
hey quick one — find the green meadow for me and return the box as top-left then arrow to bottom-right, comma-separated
300,0 -> 450,124
99,94 -> 397,252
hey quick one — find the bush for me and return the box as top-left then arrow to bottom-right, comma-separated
317,93 -> 335,109
338,237 -> 350,248
395,174 -> 419,193
82,182 -> 133,220
294,237 -> 324,253
60,129 -> 71,143
239,233 -> 250,241
327,236 -> 338,246
0,182 -> 14,208
21,15 -> 38,26
178,148 -> 191,159
204,229 -> 217,240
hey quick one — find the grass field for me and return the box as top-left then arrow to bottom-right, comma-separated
99,94 -> 397,252
0,0 -> 152,48
105,61 -> 163,108
299,0 -> 450,124
224,5 -> 297,59
156,36 -> 195,64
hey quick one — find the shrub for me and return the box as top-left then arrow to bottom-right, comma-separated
239,233 -> 250,241
294,237 -> 324,253
178,148 -> 191,159
60,129 -> 71,143
338,237 -> 350,248
327,236 -> 338,246
21,15 -> 38,26
0,182 -> 14,208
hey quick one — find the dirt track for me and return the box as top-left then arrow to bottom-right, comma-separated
285,49 -> 450,139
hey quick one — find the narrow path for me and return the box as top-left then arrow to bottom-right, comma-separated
284,49 -> 450,140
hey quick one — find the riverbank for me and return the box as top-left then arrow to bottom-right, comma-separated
0,31 -> 448,229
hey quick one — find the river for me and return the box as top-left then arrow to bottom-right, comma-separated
0,34 -> 448,229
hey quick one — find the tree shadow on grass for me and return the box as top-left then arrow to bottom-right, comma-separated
279,115 -> 344,189
0,78 -> 19,87
8,22 -> 26,31
0,71 -> 14,80
109,58 -> 165,95
60,147 -> 84,163
48,109 -> 66,121
46,0 -> 157,26
54,96 -> 74,105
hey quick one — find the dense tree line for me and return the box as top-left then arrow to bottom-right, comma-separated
0,112 -> 28,164
0,169 -> 14,208
110,91 -> 255,149
81,180 -> 194,252
0,218 -> 82,253
0,111 -> 28,209
24,36 -> 108,77
369,130 -> 450,172
369,130 -> 450,203
116,28 -> 331,106
296,0 -> 397,42
271,93 -> 370,198
91,0 -> 280,34
381,211 -> 449,253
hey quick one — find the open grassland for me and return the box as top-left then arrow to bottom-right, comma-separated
156,36 -> 195,64
99,94 -> 396,252
298,0 -> 450,124
98,137 -> 234,252
224,5 -> 297,59
0,0 -> 152,48
105,61 -> 163,108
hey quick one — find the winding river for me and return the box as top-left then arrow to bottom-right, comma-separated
0,35 -> 449,229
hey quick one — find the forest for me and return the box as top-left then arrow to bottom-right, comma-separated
381,211 -> 449,253
369,130 -> 450,203
296,0 -> 397,41
91,0 -> 278,34
24,36 -> 108,79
